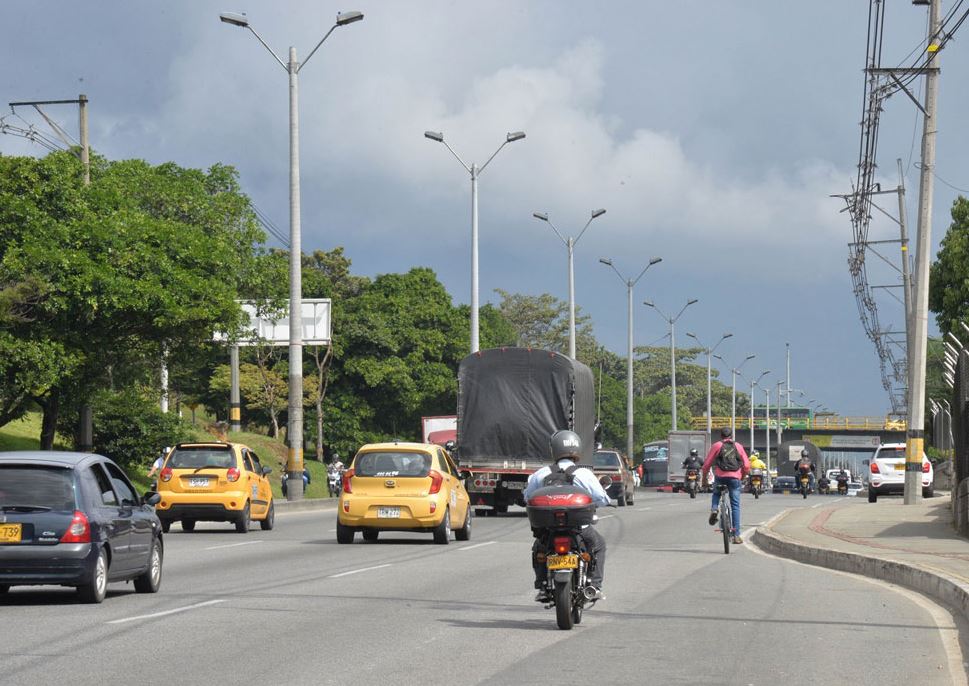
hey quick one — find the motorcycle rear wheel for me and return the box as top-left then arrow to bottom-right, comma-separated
554,580 -> 574,630
572,597 -> 583,625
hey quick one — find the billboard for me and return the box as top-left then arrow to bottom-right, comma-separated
214,299 -> 331,346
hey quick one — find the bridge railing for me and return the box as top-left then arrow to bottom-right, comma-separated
690,416 -> 908,431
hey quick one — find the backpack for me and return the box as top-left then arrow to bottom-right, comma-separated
542,464 -> 579,487
715,441 -> 741,472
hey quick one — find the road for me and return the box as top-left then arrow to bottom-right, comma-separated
1,491 -> 965,686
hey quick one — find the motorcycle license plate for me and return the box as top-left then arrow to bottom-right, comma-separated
546,554 -> 579,570
0,523 -> 22,543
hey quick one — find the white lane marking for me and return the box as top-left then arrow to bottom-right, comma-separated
636,507 -> 652,511
203,540 -> 264,551
329,563 -> 392,578
599,514 -> 615,520
457,541 -> 496,552
328,528 -> 336,532
107,600 -> 226,625
811,502 -> 826,509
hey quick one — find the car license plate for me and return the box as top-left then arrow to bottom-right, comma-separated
502,481 -> 525,490
377,507 -> 401,519
893,464 -> 906,471
188,477 -> 210,487
0,523 -> 22,543
782,490 -> 791,495
547,554 -> 579,570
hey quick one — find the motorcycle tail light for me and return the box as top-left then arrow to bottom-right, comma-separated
160,467 -> 173,482
226,467 -> 240,482
342,469 -> 355,494
428,470 -> 444,494
870,462 -> 880,474
553,536 -> 571,555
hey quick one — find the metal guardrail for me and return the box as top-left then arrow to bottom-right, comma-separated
691,416 -> 908,431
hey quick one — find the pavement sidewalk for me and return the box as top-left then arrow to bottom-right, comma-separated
752,495 -> 969,625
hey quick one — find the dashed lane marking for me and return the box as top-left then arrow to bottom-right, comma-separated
329,563 -> 393,578
107,600 -> 226,625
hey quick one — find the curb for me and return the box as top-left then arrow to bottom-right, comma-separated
274,498 -> 337,513
751,522 -> 969,626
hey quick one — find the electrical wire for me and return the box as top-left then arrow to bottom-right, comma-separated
915,163 -> 969,194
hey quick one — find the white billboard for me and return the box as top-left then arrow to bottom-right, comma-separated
214,299 -> 331,346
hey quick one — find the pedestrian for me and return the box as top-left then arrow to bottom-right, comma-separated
703,428 -> 750,544
147,447 -> 171,478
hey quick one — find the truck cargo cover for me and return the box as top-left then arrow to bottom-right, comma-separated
456,348 -> 595,465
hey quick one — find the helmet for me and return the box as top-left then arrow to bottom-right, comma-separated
690,449 -> 699,457
549,430 -> 582,462
800,448 -> 809,458
751,451 -> 759,458
720,427 -> 732,438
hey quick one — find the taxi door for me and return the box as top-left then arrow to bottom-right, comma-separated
442,450 -> 469,525
246,450 -> 273,516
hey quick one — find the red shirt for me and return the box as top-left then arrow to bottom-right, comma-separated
702,440 -> 751,480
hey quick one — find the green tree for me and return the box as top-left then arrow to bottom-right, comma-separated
930,196 -> 969,336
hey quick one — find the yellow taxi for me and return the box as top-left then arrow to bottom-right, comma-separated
155,442 -> 274,534
337,442 -> 471,544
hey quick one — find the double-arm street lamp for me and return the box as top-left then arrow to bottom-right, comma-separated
645,298 -> 698,431
220,9 -> 364,500
599,256 -> 663,461
533,209 -> 607,359
686,332 -> 732,434
715,353 -> 756,435
741,370 -> 770,456
425,130 -> 526,353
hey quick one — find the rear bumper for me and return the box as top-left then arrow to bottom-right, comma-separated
870,478 -> 932,494
338,496 -> 446,529
0,542 -> 96,586
156,502 -> 244,522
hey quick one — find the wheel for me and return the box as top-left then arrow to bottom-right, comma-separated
689,489 -> 697,499
235,502 -> 250,533
868,489 -> 877,503
554,580 -> 574,630
454,507 -> 472,541
433,508 -> 451,545
77,548 -> 108,604
474,508 -> 488,518
336,520 -> 355,544
572,597 -> 584,625
801,488 -> 808,499
618,493 -> 627,507
260,501 -> 275,531
362,529 -> 379,542
720,505 -> 731,555
182,519 -> 195,532
754,491 -> 760,500
159,519 -> 171,534
495,504 -> 508,515
133,539 -> 162,594
923,486 -> 935,499
627,491 -> 634,505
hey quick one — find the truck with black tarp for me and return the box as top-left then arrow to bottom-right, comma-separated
454,347 -> 596,515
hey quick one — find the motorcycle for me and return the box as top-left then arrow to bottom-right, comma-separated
837,476 -> 849,496
749,470 -> 764,499
327,466 -> 344,498
685,468 -> 700,499
526,480 -> 609,630
798,472 -> 811,499
818,478 -> 831,495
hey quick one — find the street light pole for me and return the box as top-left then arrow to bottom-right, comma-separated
600,257 -> 662,461
645,298 -> 698,431
687,332 -> 732,434
535,209 -> 606,359
719,354 -> 756,436
745,370 -> 769,454
425,130 -> 526,353
220,9 -> 364,500
765,386 -> 771,474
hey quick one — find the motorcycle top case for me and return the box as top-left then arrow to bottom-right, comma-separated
526,485 -> 595,529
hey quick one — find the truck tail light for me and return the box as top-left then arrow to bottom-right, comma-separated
428,470 -> 444,494
60,511 -> 91,543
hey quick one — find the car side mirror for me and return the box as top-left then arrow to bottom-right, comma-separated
143,491 -> 161,506
262,466 -> 273,476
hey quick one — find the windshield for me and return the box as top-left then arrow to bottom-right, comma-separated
354,451 -> 431,478
644,446 -> 668,461
593,452 -> 621,468
0,465 -> 76,511
167,447 -> 235,469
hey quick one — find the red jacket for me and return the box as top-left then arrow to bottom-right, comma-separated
702,440 -> 751,480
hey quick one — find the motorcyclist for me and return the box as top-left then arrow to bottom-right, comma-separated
794,449 -> 816,489
818,474 -> 831,493
748,451 -> 767,491
330,453 -> 345,472
682,449 -> 703,471
524,430 -> 610,603
836,466 -> 850,492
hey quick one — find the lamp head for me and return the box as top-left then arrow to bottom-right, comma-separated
506,131 -> 526,143
686,332 -> 698,340
722,333 -> 733,340
219,12 -> 249,27
598,257 -> 613,266
745,354 -> 756,361
649,257 -> 662,265
424,131 -> 444,143
336,11 -> 364,25
687,298 -> 699,306
591,208 -> 606,219
532,212 -> 549,222
643,300 -> 655,308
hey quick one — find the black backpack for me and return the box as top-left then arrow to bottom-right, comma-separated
542,464 -> 579,487
715,441 -> 741,472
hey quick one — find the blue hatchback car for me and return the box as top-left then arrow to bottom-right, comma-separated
0,451 -> 163,603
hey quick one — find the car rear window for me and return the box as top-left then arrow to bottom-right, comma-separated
168,447 -> 235,469
0,465 -> 76,511
877,448 -> 906,460
354,451 -> 431,478
593,452 -> 621,468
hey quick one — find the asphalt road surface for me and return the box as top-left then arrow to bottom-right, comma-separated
1,491 -> 965,686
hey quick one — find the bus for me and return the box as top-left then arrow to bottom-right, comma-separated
750,406 -> 814,430
640,440 -> 669,486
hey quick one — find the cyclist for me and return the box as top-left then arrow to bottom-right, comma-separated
702,427 -> 750,544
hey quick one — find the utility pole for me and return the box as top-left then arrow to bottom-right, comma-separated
897,158 -> 914,418
79,94 -> 90,185
786,343 -> 791,408
230,344 -> 242,432
906,0 -> 941,505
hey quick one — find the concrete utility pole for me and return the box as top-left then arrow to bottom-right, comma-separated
786,343 -> 791,408
230,344 -> 241,432
906,0 -> 941,505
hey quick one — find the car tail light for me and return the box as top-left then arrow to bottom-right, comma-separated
870,462 -> 880,474
611,474 -> 622,482
160,467 -> 173,482
428,470 -> 444,494
60,511 -> 91,543
226,467 -> 240,482
553,536 -> 571,555
923,461 -> 930,473
342,468 -> 354,494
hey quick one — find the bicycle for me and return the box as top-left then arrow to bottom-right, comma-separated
716,483 -> 732,555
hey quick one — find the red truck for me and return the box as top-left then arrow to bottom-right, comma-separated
454,348 -> 596,515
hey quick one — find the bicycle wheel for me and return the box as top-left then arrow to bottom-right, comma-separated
720,500 -> 731,554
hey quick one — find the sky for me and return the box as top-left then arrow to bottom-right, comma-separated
3,1 -> 968,417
